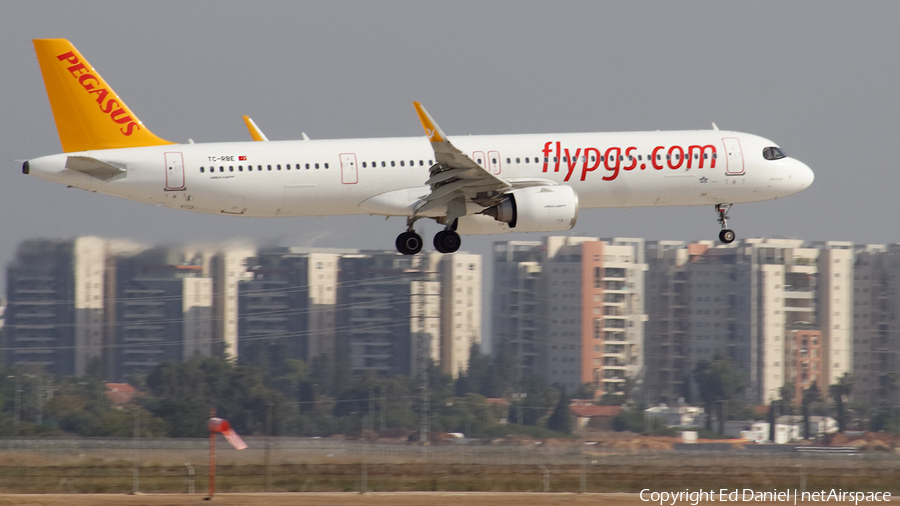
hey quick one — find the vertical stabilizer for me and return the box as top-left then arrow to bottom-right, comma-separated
33,38 -> 173,152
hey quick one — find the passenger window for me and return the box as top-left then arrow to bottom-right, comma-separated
391,161 -> 396,167
506,158 -> 511,164
419,160 -> 424,166
219,166 -> 224,172
238,166 -> 243,172
325,163 -> 328,169
296,164 -> 300,170
477,158 -> 482,164
409,160 -> 414,166
315,163 -> 319,169
381,161 -> 386,167
400,160 -> 405,167
362,162 -> 367,168
200,167 -> 205,173
277,165 -> 281,170
516,158 -> 520,163
492,158 -> 497,164
305,163 -> 310,169
267,165 -> 272,171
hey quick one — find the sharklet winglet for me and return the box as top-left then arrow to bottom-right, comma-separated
242,115 -> 269,142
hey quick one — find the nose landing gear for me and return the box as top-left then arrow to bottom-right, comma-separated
716,203 -> 736,244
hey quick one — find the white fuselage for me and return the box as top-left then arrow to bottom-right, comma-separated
26,129 -> 814,228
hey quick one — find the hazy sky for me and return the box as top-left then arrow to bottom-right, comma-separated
1,2 -> 898,284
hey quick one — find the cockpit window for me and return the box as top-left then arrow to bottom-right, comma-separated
763,147 -> 786,160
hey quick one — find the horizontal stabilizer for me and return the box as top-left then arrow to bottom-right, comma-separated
65,156 -> 126,181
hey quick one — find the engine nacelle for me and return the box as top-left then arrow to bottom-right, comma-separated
481,185 -> 579,233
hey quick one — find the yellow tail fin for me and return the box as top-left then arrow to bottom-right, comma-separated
33,39 -> 173,152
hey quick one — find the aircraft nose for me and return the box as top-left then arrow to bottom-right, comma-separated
796,159 -> 814,190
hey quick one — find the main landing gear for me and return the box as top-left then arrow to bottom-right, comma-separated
715,203 -> 736,244
395,218 -> 461,255
395,229 -> 461,255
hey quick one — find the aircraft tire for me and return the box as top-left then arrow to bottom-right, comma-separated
396,231 -> 424,255
434,230 -> 461,254
719,229 -> 736,244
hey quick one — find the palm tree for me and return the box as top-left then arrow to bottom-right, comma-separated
829,373 -> 854,433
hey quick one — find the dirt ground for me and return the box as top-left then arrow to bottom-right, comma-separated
0,492 -> 889,506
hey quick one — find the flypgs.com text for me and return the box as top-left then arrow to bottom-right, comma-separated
542,141 -> 718,182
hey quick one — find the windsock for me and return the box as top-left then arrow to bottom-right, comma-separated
207,417 -> 248,450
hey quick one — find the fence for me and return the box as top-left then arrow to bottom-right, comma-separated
0,438 -> 898,494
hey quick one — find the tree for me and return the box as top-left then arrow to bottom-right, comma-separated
693,352 -> 745,435
546,388 -> 571,434
779,381 -> 794,413
802,380 -> 820,440
829,373 -> 854,433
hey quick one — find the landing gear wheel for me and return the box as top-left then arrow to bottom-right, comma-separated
714,203 -> 735,244
396,231 -> 423,255
434,230 -> 461,254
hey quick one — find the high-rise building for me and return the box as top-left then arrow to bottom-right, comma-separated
237,248 -> 341,368
439,253 -> 482,378
492,241 -> 544,383
5,237 -> 107,376
113,248 -> 213,381
852,244 -> 900,406
493,237 -> 647,395
211,245 -> 255,362
337,251 -> 442,378
645,241 -> 692,403
814,242 -> 855,391
644,238 -> 854,406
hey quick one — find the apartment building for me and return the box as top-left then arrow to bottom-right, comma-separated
493,237 -> 647,395
5,237 -> 107,376
439,253 -> 482,378
338,251 -> 441,378
852,244 -> 900,406
237,248 -> 342,368
113,247 -> 214,381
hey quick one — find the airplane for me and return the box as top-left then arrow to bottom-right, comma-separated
24,39 -> 814,255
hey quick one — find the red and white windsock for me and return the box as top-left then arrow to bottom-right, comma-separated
207,417 -> 248,450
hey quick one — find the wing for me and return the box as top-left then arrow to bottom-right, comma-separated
412,102 -> 512,218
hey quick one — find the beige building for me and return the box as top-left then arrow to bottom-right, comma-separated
439,253 -> 482,378
212,245 -> 256,362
